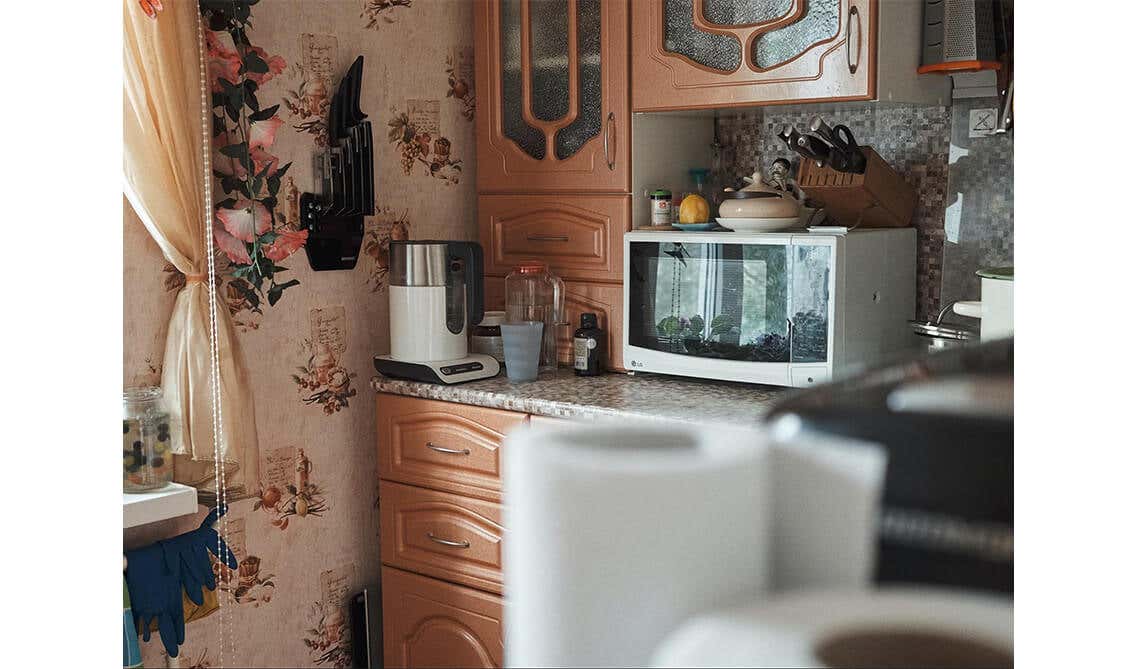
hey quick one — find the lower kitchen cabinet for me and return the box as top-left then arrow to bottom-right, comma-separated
381,565 -> 504,669
380,480 -> 505,594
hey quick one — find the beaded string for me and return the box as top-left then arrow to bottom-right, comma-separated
194,7 -> 232,667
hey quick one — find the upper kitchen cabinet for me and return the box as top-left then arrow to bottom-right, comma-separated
632,0 -> 946,111
475,0 -> 630,193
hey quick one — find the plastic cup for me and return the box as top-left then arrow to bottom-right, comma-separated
500,321 -> 544,383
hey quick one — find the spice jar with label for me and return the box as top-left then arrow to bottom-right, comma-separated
123,386 -> 175,492
470,310 -> 506,364
649,189 -> 673,227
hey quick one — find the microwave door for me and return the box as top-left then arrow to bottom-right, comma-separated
626,239 -> 792,385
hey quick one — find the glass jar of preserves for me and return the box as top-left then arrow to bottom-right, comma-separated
123,386 -> 175,492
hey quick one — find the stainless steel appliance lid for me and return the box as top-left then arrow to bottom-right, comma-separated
389,240 -> 449,286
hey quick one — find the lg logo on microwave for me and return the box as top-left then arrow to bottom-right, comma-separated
630,360 -> 643,368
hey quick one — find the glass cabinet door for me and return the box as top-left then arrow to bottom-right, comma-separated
627,240 -> 792,362
633,0 -> 873,112
478,0 -> 629,192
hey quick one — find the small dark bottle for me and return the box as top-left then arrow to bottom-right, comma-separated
573,313 -> 605,376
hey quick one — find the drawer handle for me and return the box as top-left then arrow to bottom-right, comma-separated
846,5 -> 861,75
426,442 -> 470,455
427,532 -> 470,548
526,234 -> 570,242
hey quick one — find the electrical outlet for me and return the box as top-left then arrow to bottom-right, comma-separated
969,108 -> 999,138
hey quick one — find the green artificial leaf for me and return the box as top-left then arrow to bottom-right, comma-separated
213,113 -> 227,136
267,279 -> 301,306
689,314 -> 706,335
243,51 -> 269,75
218,142 -> 248,160
216,198 -> 237,210
275,161 -> 292,179
248,104 -> 279,122
219,176 -> 243,196
242,79 -> 260,110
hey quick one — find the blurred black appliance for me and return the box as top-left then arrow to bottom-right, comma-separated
768,338 -> 1013,594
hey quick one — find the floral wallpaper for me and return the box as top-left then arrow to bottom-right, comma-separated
123,1 -> 478,666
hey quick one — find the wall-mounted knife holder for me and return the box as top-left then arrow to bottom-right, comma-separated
302,55 -> 374,271
797,147 -> 917,229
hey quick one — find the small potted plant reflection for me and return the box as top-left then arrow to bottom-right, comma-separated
655,313 -> 794,362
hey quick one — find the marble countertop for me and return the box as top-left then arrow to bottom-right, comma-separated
371,371 -> 791,426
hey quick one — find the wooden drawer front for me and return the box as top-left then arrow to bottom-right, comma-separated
382,566 -> 503,669
381,481 -> 504,593
480,194 -> 629,283
378,395 -> 526,501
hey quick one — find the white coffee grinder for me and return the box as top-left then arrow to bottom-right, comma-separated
373,240 -> 500,384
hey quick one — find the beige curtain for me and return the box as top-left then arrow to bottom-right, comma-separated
123,0 -> 259,499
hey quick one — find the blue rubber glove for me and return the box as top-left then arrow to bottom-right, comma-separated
167,505 -> 239,606
124,542 -> 185,657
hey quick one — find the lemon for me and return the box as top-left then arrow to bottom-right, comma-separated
679,194 -> 710,224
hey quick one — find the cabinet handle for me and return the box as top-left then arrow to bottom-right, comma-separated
426,442 -> 470,455
603,112 -> 615,171
846,5 -> 861,75
427,532 -> 471,548
527,234 -> 570,242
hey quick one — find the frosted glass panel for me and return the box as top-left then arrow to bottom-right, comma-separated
790,243 -> 831,363
663,0 -> 741,73
501,0 -> 546,159
628,241 -> 791,362
554,0 -> 602,160
528,0 -> 570,122
704,0 -> 795,25
752,0 -> 840,70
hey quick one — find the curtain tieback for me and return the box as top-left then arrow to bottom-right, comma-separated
184,273 -> 206,284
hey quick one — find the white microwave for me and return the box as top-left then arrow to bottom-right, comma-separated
623,229 -> 916,388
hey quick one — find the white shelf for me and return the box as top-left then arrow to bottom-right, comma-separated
123,482 -> 198,528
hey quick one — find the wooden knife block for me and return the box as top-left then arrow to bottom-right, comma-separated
797,147 -> 916,229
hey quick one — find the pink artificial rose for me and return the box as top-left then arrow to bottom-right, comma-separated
213,149 -> 247,181
216,199 -> 271,243
246,47 -> 287,86
263,229 -> 309,262
248,115 -> 284,151
206,31 -> 241,93
250,147 -> 280,179
213,222 -> 251,265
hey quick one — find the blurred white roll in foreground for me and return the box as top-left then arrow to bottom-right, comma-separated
503,420 -> 886,667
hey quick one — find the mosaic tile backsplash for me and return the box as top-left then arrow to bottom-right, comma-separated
941,97 -> 1015,308
718,100 -> 1013,320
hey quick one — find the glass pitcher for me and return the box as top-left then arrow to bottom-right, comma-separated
505,262 -> 566,372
